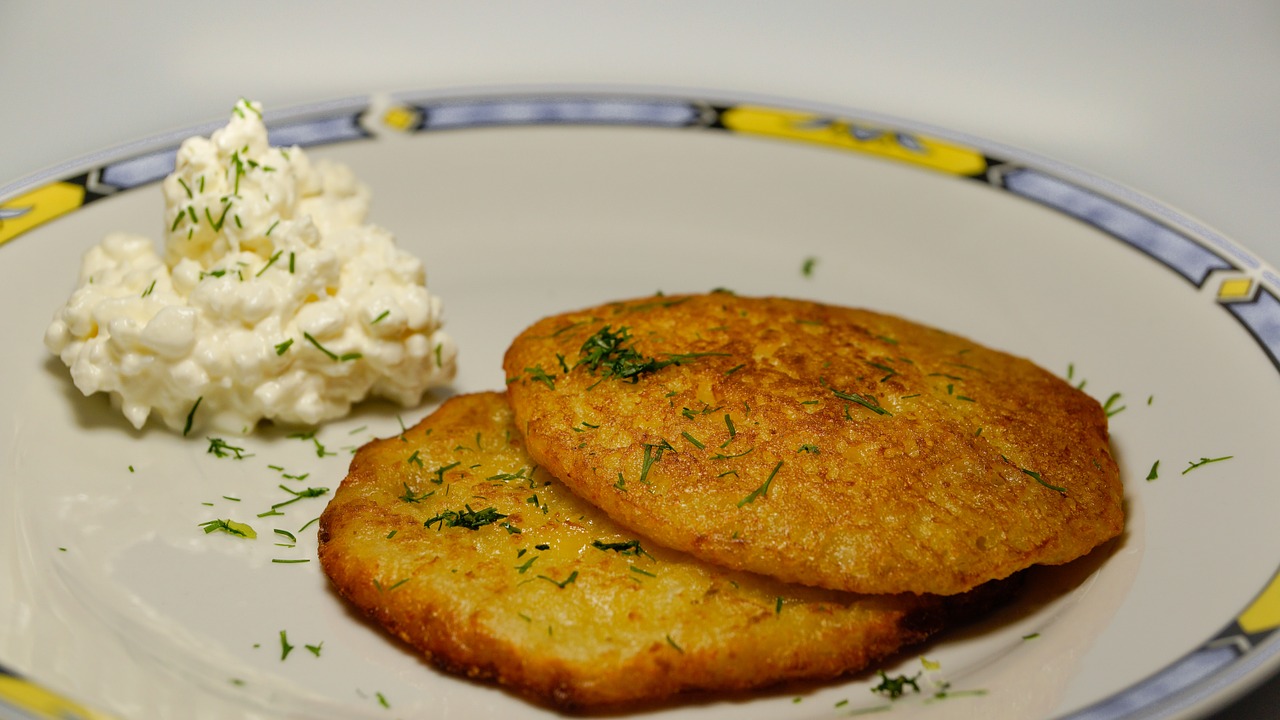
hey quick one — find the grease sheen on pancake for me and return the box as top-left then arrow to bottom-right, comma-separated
503,293 -> 1124,596
318,392 -> 1006,709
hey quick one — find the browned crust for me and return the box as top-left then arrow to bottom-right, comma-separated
317,392 -> 1012,709
503,293 -> 1124,596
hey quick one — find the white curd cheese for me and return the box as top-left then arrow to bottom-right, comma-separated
44,99 -> 457,434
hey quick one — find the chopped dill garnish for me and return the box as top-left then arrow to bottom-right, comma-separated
271,485 -> 330,510
205,203 -> 232,232
274,338 -> 293,355
399,482 -> 434,503
711,446 -> 754,460
575,325 -> 726,383
537,571 -> 579,589
1022,468 -> 1066,494
524,365 -> 557,389
207,437 -> 249,459
833,389 -> 892,416
1146,460 -> 1160,481
424,505 -> 508,531
256,251 -> 282,277
681,431 -> 706,449
592,538 -> 655,560
930,681 -> 988,700
639,439 -> 674,483
183,396 -> 203,436
430,460 -> 461,485
288,430 -> 335,457
303,332 -> 340,360
801,256 -> 818,277
867,360 -> 897,381
279,630 -> 294,660
371,310 -> 390,324
199,518 -> 257,539
488,467 -> 533,484
1182,456 -> 1233,475
870,670 -> 921,699
1103,392 -> 1126,417
738,461 -> 783,507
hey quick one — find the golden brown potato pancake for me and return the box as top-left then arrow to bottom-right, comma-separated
503,293 -> 1123,596
318,392 -> 1009,709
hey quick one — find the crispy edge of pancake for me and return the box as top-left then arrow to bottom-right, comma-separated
503,293 -> 1125,596
317,392 -> 1016,709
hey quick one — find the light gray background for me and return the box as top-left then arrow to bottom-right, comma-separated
2,2 -> 1277,718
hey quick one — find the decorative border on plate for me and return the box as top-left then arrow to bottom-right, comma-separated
2,90 -> 1278,720
0,663 -> 114,720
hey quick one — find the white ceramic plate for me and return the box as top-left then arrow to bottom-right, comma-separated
3,89 -> 1280,720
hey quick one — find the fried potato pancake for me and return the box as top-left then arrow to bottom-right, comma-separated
318,392 -> 1010,709
503,293 -> 1124,596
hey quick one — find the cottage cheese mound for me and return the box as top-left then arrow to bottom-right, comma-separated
44,99 -> 457,434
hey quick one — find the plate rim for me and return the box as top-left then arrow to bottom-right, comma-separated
3,84 -> 1279,720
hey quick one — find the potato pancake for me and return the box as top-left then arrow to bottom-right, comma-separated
318,392 -> 1010,709
503,293 -> 1124,596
